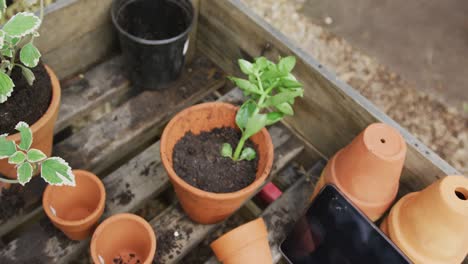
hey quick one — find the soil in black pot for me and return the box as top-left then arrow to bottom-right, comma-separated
117,0 -> 191,41
173,127 -> 259,193
0,63 -> 52,134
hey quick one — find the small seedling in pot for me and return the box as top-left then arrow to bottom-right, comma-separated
0,0 -> 44,103
0,121 -> 75,186
221,56 -> 304,161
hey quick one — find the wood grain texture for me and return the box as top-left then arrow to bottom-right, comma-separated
186,0 -> 200,64
197,0 -> 461,196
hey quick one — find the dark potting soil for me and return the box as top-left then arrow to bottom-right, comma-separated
0,63 -> 52,134
0,186 -> 25,220
173,127 -> 259,193
117,0 -> 191,41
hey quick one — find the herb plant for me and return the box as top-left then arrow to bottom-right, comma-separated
222,56 -> 303,161
0,0 -> 44,103
0,121 -> 75,186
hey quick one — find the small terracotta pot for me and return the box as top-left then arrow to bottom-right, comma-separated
311,123 -> 407,221
211,218 -> 272,264
43,170 -> 105,241
160,102 -> 274,224
381,175 -> 468,264
90,213 -> 156,264
0,65 -> 61,180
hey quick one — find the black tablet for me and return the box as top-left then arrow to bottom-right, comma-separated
280,184 -> 411,264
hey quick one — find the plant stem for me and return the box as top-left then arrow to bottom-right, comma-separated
233,136 -> 247,161
0,177 -> 19,184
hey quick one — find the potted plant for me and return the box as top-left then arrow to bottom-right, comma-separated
90,213 -> 157,264
111,0 -> 194,91
311,123 -> 407,221
381,175 -> 468,264
210,217 -> 272,264
43,169 -> 105,241
0,0 -> 61,181
161,56 -> 304,224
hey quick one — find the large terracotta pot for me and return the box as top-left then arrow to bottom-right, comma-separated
0,65 -> 61,179
381,175 -> 468,264
160,102 -> 274,224
43,170 -> 105,240
90,213 -> 156,264
211,218 -> 272,264
311,123 -> 407,221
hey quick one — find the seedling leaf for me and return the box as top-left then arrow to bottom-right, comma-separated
265,89 -> 303,107
18,65 -> 35,86
275,102 -> 294,115
244,113 -> 267,139
238,59 -> 253,75
27,148 -> 47,163
229,77 -> 261,94
221,143 -> 233,158
41,157 -> 75,186
266,112 -> 284,125
2,12 -> 41,37
15,121 -> 32,151
240,147 -> 256,161
0,134 -> 16,158
0,71 -> 14,103
20,42 -> 41,68
17,162 -> 33,185
8,151 -> 26,165
236,100 -> 256,131
278,56 -> 296,74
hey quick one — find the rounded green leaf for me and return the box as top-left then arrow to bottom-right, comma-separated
0,134 -> 16,158
238,59 -> 253,75
0,71 -> 14,103
229,77 -> 261,95
221,143 -> 233,158
278,56 -> 296,74
235,100 -> 256,131
265,89 -> 303,107
20,42 -> 41,68
244,113 -> 267,139
275,102 -> 294,115
8,151 -> 26,165
27,148 -> 47,163
266,112 -> 284,126
240,147 -> 256,161
19,65 -> 35,86
17,162 -> 33,186
15,122 -> 32,151
41,157 -> 76,186
2,12 -> 41,37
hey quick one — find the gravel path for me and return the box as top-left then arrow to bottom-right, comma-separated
241,0 -> 467,175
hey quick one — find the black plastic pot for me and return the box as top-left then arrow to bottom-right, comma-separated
111,0 -> 194,91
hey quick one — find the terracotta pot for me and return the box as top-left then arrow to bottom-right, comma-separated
0,65 -> 61,180
43,170 -> 105,241
381,175 -> 468,264
160,102 -> 274,224
311,123 -> 407,221
90,213 -> 156,264
211,218 -> 272,264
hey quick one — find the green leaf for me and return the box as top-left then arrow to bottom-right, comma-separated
265,89 -> 303,107
278,56 -> 296,73
0,71 -> 14,103
15,122 -> 32,151
0,30 -> 4,48
20,42 -> 41,68
27,148 -> 47,163
236,100 -> 256,131
240,147 -> 256,161
2,12 -> 41,37
18,65 -> 35,86
254,57 -> 270,70
8,151 -> 26,165
221,143 -> 233,158
281,78 -> 303,88
244,113 -> 267,139
1,47 -> 12,57
4,35 -> 20,45
0,0 -> 5,20
266,112 -> 284,125
229,77 -> 261,95
0,134 -> 16,158
17,162 -> 33,186
275,102 -> 294,115
41,157 -> 75,186
238,59 -> 253,75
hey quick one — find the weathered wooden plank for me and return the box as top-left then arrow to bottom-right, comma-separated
0,55 -> 224,239
197,0 -> 460,196
152,138 -> 304,263
186,0 -> 200,64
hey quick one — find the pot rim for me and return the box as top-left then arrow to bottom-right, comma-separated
90,213 -> 157,264
160,102 -> 274,200
111,0 -> 194,46
6,64 -> 61,141
42,170 -> 106,227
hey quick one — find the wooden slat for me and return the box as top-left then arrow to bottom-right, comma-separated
0,55 -> 225,239
152,138 -> 304,263
197,0 -> 460,196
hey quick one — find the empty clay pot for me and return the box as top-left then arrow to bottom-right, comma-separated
0,65 -> 61,180
381,175 -> 468,264
90,213 -> 156,264
211,218 -> 272,264
160,102 -> 274,224
43,170 -> 105,241
311,123 -> 407,221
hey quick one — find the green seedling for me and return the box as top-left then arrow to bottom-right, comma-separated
0,121 -> 75,186
0,0 -> 44,103
222,56 -> 304,161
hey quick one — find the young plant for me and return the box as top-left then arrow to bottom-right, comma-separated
0,0 -> 44,103
0,121 -> 75,186
221,56 -> 304,161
